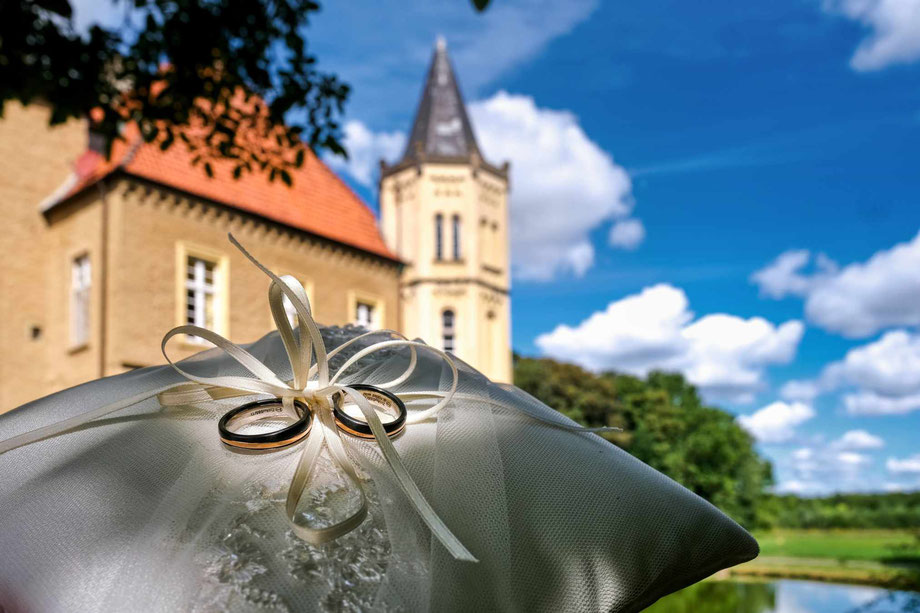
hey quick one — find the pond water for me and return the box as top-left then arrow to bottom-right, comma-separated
645,579 -> 919,613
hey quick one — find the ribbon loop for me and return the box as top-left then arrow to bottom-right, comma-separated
269,275 -> 312,392
160,234 -> 477,561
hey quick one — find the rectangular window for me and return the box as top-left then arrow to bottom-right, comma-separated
355,301 -> 376,329
70,254 -> 91,346
442,309 -> 455,353
185,255 -> 217,337
452,214 -> 462,260
435,213 -> 444,261
492,222 -> 500,266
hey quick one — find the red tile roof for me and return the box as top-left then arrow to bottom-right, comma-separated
53,128 -> 398,262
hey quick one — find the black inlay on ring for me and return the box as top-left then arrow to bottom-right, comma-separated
218,399 -> 312,447
333,384 -> 407,438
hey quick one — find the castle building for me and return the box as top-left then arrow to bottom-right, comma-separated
379,39 -> 512,383
0,39 -> 510,412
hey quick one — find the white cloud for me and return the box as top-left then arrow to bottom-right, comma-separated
780,379 -> 823,402
536,284 -> 691,371
792,447 -> 814,461
837,451 -> 871,466
824,0 -> 920,71
759,235 -> 920,421
755,232 -> 920,338
808,232 -> 920,336
608,219 -> 646,251
751,250 -> 811,299
325,121 -> 405,187
778,438 -> 881,494
751,250 -> 837,299
469,92 -> 634,280
887,454 -> 920,473
564,242 -> 596,277
832,429 -> 885,450
782,330 -> 920,416
775,479 -> 816,494
738,401 -> 816,443
826,330 -> 920,396
844,390 -> 920,415
536,284 -> 805,401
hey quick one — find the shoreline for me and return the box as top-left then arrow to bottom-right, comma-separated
723,556 -> 920,592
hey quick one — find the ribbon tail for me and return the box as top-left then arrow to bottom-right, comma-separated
400,391 -> 620,433
344,388 -> 478,563
157,382 -> 256,406
0,383 -> 180,455
285,399 -> 369,545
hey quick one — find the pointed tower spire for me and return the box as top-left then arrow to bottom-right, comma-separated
377,35 -> 513,382
400,37 -> 481,163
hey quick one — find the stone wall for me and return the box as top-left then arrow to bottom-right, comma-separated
0,102 -> 89,409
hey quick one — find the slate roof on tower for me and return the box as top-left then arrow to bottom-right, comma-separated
382,38 -> 507,179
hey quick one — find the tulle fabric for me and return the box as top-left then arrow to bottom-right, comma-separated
0,326 -> 757,613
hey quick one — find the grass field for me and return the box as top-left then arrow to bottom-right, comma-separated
728,530 -> 920,590
756,530 -> 920,563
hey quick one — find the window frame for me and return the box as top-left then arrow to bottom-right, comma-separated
347,290 -> 385,331
185,256 -> 217,331
174,242 -> 230,345
70,252 -> 91,348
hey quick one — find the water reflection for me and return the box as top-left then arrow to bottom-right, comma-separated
645,579 -> 919,613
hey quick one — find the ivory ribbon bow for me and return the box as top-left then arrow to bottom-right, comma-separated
0,234 -> 615,563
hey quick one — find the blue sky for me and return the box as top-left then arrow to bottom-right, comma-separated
302,0 -> 920,495
76,0 -> 920,494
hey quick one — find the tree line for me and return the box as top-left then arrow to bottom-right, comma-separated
513,355 -> 920,531
763,492 -> 920,530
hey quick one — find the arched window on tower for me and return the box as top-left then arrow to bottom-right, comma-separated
492,221 -> 499,265
442,309 -> 455,353
479,217 -> 489,264
435,213 -> 444,261
452,214 -> 462,260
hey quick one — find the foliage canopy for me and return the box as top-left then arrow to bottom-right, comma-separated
513,356 -> 774,528
763,492 -> 920,530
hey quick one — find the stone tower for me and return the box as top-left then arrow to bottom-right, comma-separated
379,37 -> 512,382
